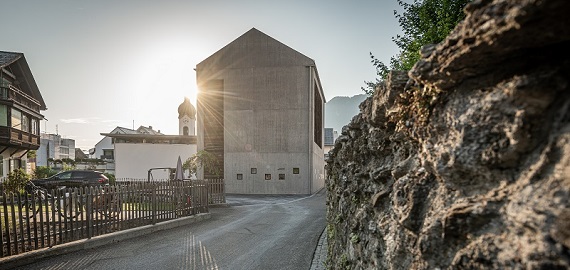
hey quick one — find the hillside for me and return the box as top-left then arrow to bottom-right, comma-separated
325,94 -> 367,132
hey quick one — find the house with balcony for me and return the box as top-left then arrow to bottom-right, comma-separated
0,51 -> 47,177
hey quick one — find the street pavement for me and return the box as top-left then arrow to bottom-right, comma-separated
13,189 -> 327,270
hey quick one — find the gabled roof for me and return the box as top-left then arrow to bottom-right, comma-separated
196,28 -> 315,71
137,126 -> 163,135
0,51 -> 47,110
110,126 -> 139,135
100,126 -> 163,138
0,52 -> 21,67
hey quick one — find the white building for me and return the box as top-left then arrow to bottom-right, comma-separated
100,98 -> 197,179
36,133 -> 76,166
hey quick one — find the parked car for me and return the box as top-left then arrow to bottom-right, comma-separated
31,170 -> 109,189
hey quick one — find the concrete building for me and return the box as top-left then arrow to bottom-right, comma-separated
196,28 -> 325,195
101,98 -> 197,179
36,133 -> 76,166
0,51 -> 47,177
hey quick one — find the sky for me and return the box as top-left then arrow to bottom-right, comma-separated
1,0 -> 402,151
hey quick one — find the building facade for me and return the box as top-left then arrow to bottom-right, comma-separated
0,51 -> 46,177
324,128 -> 338,159
101,98 -> 198,179
196,28 -> 325,195
36,133 -> 76,166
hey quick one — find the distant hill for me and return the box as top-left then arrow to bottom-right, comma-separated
325,94 -> 368,133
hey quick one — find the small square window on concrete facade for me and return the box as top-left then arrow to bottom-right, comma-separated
251,168 -> 257,174
293,168 -> 300,174
279,174 -> 285,180
237,174 -> 243,180
265,174 -> 271,180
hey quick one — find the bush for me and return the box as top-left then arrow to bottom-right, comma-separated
33,166 -> 57,179
104,173 -> 116,185
4,168 -> 30,193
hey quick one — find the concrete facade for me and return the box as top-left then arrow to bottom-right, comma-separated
196,28 -> 325,195
36,133 -> 76,166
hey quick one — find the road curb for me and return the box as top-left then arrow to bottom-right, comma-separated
0,213 -> 211,269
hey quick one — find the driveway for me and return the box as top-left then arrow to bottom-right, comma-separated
16,189 -> 326,270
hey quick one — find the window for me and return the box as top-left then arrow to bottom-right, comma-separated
183,126 -> 189,136
11,108 -> 21,130
103,149 -> 114,159
237,174 -> 243,180
31,118 -> 38,135
293,168 -> 300,174
57,171 -> 72,179
0,104 -> 7,126
72,171 -> 89,178
22,114 -> 29,132
314,82 -> 323,148
279,174 -> 285,180
265,174 -> 271,180
251,168 -> 257,174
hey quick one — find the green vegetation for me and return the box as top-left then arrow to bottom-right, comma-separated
104,173 -> 116,185
363,0 -> 471,95
183,150 -> 222,178
32,166 -> 57,179
3,168 -> 30,193
350,232 -> 360,244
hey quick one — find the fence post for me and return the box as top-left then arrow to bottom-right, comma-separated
152,184 -> 157,225
87,187 -> 93,239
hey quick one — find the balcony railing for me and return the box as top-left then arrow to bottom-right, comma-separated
0,126 -> 40,149
0,85 -> 41,112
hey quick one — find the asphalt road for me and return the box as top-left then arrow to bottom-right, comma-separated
16,189 -> 326,270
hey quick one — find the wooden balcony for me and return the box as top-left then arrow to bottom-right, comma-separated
0,85 -> 41,113
0,126 -> 40,150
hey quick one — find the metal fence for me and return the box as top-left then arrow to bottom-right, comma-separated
0,180 -> 208,258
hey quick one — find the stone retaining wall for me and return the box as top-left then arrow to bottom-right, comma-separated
325,0 -> 570,268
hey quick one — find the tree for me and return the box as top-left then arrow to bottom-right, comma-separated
363,0 -> 471,95
27,150 -> 37,159
183,150 -> 222,179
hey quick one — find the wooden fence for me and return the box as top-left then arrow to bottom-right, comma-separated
115,178 -> 226,205
0,180 -> 208,258
207,179 -> 225,205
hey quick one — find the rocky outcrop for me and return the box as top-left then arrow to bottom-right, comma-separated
326,0 -> 570,269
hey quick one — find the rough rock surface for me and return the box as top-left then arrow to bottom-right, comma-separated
326,0 -> 570,269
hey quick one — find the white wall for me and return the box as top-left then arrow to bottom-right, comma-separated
114,143 -> 197,180
94,137 -> 112,159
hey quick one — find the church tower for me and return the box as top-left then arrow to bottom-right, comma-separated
178,97 -> 196,136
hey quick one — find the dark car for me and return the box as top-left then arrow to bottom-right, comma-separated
31,170 -> 109,189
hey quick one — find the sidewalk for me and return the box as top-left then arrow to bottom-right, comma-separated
310,228 -> 328,270
0,213 -> 210,269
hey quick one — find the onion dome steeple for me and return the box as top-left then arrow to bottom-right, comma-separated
178,97 -> 196,119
